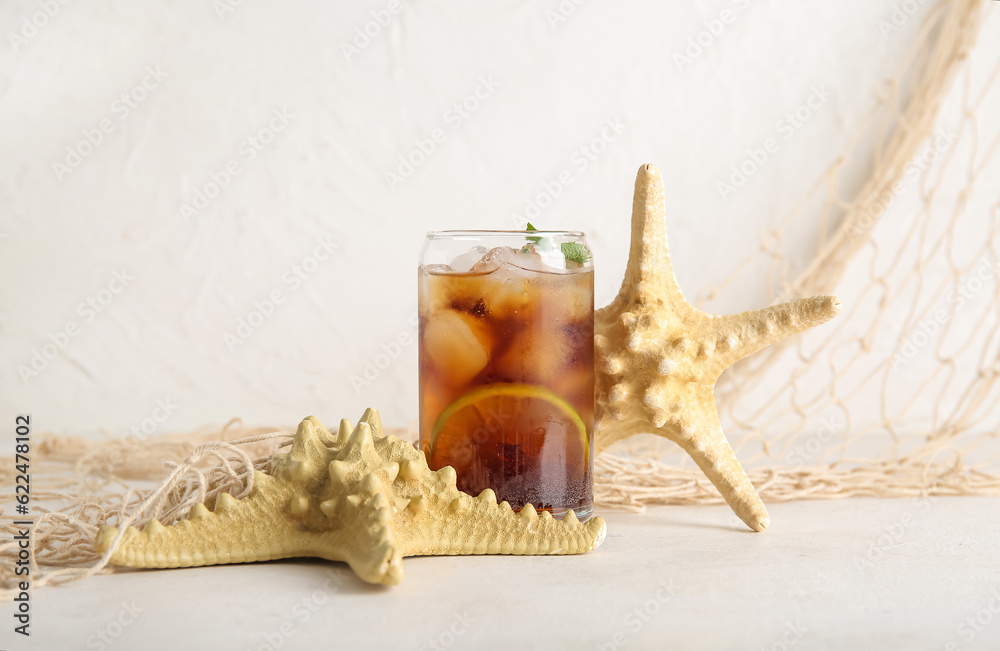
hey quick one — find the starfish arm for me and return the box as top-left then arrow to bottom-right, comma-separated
613,164 -> 697,318
708,295 -> 841,373
665,395 -> 769,532
401,490 -> 606,557
321,511 -> 405,585
94,484 -> 407,584
95,474 -> 315,568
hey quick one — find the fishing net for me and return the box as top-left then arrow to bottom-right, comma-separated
2,0 -> 998,598
597,0 -> 1000,510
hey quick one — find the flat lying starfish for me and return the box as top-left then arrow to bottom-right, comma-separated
594,164 -> 841,531
96,410 -> 606,585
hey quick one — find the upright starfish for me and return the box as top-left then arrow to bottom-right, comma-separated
96,410 -> 606,585
594,164 -> 841,531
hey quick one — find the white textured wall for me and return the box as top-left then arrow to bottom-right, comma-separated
0,0 -> 961,437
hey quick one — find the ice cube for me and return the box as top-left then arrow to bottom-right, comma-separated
486,267 -> 532,316
536,246 -> 570,272
509,250 -> 549,273
419,268 -> 458,317
470,246 -> 520,274
449,246 -> 488,273
494,327 -> 573,384
422,263 -> 455,274
422,309 -> 489,386
508,245 -> 571,273
550,282 -> 594,321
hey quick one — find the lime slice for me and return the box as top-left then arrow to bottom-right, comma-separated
427,383 -> 589,487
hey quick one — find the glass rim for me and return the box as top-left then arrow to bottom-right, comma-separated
426,229 -> 586,239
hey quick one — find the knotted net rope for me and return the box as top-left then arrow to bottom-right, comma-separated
599,0 -> 1000,508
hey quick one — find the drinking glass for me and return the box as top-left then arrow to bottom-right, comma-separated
417,230 -> 594,519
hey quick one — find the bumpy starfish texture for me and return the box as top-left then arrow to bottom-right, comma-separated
594,164 -> 841,532
96,410 -> 606,585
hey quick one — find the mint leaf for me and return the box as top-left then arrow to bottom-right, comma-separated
526,222 -> 541,244
561,241 -> 591,264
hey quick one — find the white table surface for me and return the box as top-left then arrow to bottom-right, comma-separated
12,497 -> 1000,651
